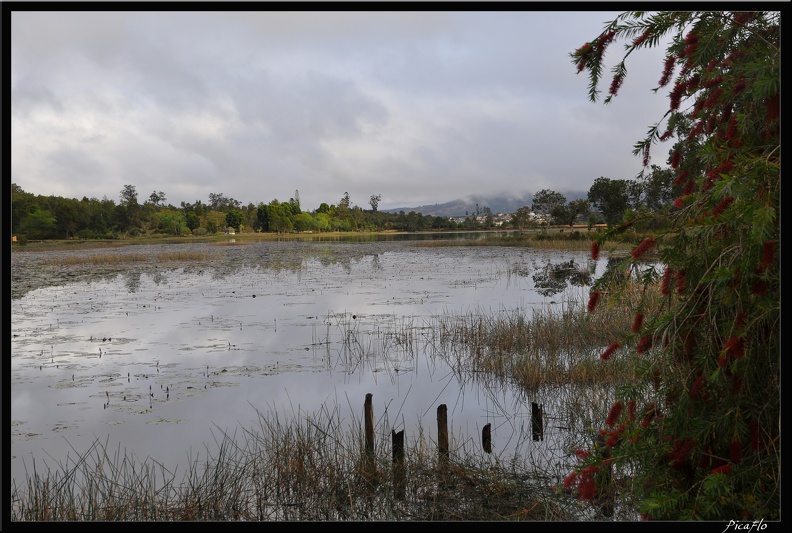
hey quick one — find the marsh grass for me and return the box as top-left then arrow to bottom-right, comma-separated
10,402 -> 580,521
41,251 -> 210,266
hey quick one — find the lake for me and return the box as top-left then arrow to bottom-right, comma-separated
10,235 -> 609,489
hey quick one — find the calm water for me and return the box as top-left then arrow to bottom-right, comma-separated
10,236 -> 607,486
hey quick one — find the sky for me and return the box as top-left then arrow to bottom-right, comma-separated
9,9 -> 675,212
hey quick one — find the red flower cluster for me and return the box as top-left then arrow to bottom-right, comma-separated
690,373 -> 706,399
563,465 -> 600,502
632,28 -> 651,47
606,401 -> 624,427
636,334 -> 653,354
712,196 -> 735,219
671,150 -> 682,169
632,313 -> 645,333
591,241 -> 600,261
761,240 -> 775,270
587,290 -> 601,313
631,237 -> 656,260
600,341 -> 620,361
659,54 -> 676,86
669,438 -> 695,470
641,403 -> 657,428
711,464 -> 732,476
609,74 -> 625,96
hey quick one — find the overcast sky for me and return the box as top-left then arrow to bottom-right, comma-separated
10,9 -> 674,211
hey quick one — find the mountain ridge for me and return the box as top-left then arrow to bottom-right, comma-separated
384,191 -> 587,217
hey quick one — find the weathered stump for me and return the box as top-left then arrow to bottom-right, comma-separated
392,429 -> 405,499
437,404 -> 449,465
482,423 -> 492,453
532,402 -> 544,441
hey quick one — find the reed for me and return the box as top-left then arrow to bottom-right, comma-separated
10,403 -> 580,521
40,251 -> 210,266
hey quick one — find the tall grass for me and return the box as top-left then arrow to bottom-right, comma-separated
10,403 -> 579,521
41,251 -> 210,266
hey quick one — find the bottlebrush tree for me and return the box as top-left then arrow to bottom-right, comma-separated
567,11 -> 779,520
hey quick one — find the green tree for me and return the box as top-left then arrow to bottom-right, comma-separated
369,194 -> 382,212
531,189 -> 566,228
18,209 -> 58,240
510,206 -> 533,233
185,211 -> 200,232
569,11 -> 779,520
225,210 -> 245,232
587,177 -> 630,226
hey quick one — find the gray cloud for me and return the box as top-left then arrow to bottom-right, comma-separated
11,10 -> 673,211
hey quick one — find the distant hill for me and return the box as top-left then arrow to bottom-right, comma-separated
385,191 -> 587,217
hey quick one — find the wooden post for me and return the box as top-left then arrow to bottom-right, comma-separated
437,404 -> 449,465
482,423 -> 492,454
532,402 -> 544,441
392,429 -> 405,499
364,393 -> 375,476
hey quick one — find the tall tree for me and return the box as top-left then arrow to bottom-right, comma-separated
587,177 -> 630,226
531,189 -> 566,228
569,11 -> 779,520
369,194 -> 382,212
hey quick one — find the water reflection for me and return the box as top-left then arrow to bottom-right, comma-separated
11,238 -> 610,489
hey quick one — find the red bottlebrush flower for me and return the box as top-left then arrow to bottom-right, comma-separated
669,438 -> 695,469
766,92 -> 780,122
609,74 -> 624,96
731,375 -> 743,394
631,237 -> 656,260
632,313 -> 645,333
673,197 -> 685,209
641,404 -> 657,428
636,334 -> 653,354
762,241 -> 775,269
659,129 -> 673,141
730,439 -> 742,464
632,28 -> 651,47
596,30 -> 616,51
750,420 -> 760,452
642,143 -> 651,167
675,270 -> 686,294
600,341 -> 620,361
670,81 -> 685,111
606,401 -> 623,427
587,290 -> 601,313
574,449 -> 591,461
563,470 -> 578,490
733,12 -> 755,25
712,196 -> 735,219
732,78 -> 747,95
734,312 -> 747,331
577,477 -> 597,502
712,464 -> 732,476
690,373 -> 705,398
725,116 -> 739,141
661,267 -> 675,295
659,54 -> 676,86
703,75 -> 724,89
683,179 -> 695,196
673,170 -> 689,187
724,336 -> 746,359
590,241 -> 600,260
627,400 -> 636,423
751,281 -> 768,295
671,150 -> 682,169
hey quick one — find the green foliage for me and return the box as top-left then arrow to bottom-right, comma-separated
225,210 -> 245,232
569,10 -> 779,520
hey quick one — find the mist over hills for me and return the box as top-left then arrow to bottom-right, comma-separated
384,191 -> 587,217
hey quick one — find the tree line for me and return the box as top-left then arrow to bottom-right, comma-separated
12,166 -> 682,243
